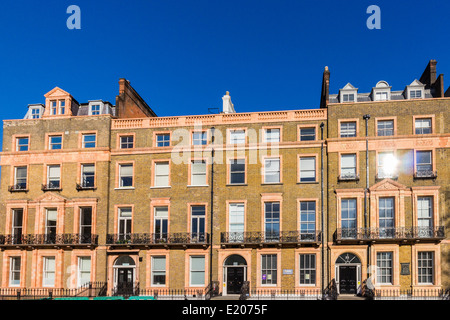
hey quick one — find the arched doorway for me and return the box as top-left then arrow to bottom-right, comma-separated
223,255 -> 247,295
113,256 -> 136,295
335,253 -> 361,294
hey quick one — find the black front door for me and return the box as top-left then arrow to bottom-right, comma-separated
339,266 -> 357,294
227,267 -> 244,294
116,268 -> 134,295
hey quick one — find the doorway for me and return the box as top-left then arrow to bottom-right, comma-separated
338,265 -> 357,294
335,253 -> 361,295
223,255 -> 247,295
113,256 -> 136,295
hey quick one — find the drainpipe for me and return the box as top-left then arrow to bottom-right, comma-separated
209,127 -> 215,287
320,122 -> 325,299
363,114 -> 371,280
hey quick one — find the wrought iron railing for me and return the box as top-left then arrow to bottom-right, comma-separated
338,173 -> 360,181
41,183 -> 62,191
247,288 -> 322,300
136,288 -> 206,300
0,282 -> 107,300
336,226 -> 445,241
413,170 -> 437,179
373,288 -> 447,300
8,184 -> 28,192
76,183 -> 96,190
106,232 -> 210,245
221,231 -> 322,244
0,234 -> 98,246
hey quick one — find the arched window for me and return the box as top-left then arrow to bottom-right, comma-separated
224,255 -> 247,266
114,256 -> 135,267
336,253 -> 361,264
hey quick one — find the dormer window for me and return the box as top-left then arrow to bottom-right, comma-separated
60,101 -> 65,114
372,81 -> 391,101
406,80 -> 425,100
375,92 -> 388,101
339,83 -> 358,103
410,90 -> 422,99
31,108 -> 40,119
342,94 -> 355,102
50,100 -> 65,115
51,101 -> 57,115
90,104 -> 101,115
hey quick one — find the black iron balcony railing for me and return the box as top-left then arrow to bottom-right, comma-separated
8,184 -> 28,192
338,173 -> 360,181
376,169 -> 398,180
106,232 -> 210,245
0,233 -> 98,246
41,183 -> 62,191
221,231 -> 322,244
76,183 -> 96,190
413,170 -> 438,179
336,226 -> 445,242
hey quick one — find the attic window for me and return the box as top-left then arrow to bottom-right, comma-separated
375,92 -> 388,101
342,94 -> 355,102
90,104 -> 101,115
410,90 -> 422,99
50,100 -> 65,115
31,108 -> 40,119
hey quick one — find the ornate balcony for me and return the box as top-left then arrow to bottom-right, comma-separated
335,226 -> 445,243
106,232 -> 210,247
338,173 -> 360,182
41,183 -> 62,191
413,170 -> 437,179
220,231 -> 322,246
76,183 -> 96,191
8,184 -> 28,192
0,233 -> 98,246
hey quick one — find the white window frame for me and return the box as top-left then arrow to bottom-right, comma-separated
16,137 -> 29,151
9,257 -> 21,287
42,256 -> 56,287
264,128 -> 280,143
151,256 -> 167,287
261,254 -> 277,286
77,257 -> 91,287
415,118 -> 432,134
299,157 -> 316,182
14,166 -> 27,189
190,160 -> 207,186
299,254 -> 316,286
417,251 -> 434,285
340,154 -> 357,177
340,122 -> 357,138
82,134 -> 96,148
192,131 -> 207,146
119,164 -> 133,188
229,129 -> 246,144
189,256 -> 205,287
264,157 -> 280,184
90,104 -> 101,115
47,165 -> 61,189
228,203 -> 245,234
376,252 -> 393,285
154,162 -> 170,187
49,135 -> 62,150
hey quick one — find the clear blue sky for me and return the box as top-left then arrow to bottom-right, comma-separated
1,0 -> 449,124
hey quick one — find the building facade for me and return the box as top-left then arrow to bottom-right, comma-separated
0,60 -> 448,298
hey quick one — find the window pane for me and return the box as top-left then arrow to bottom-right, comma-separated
265,129 -> 280,142
300,128 -> 316,141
